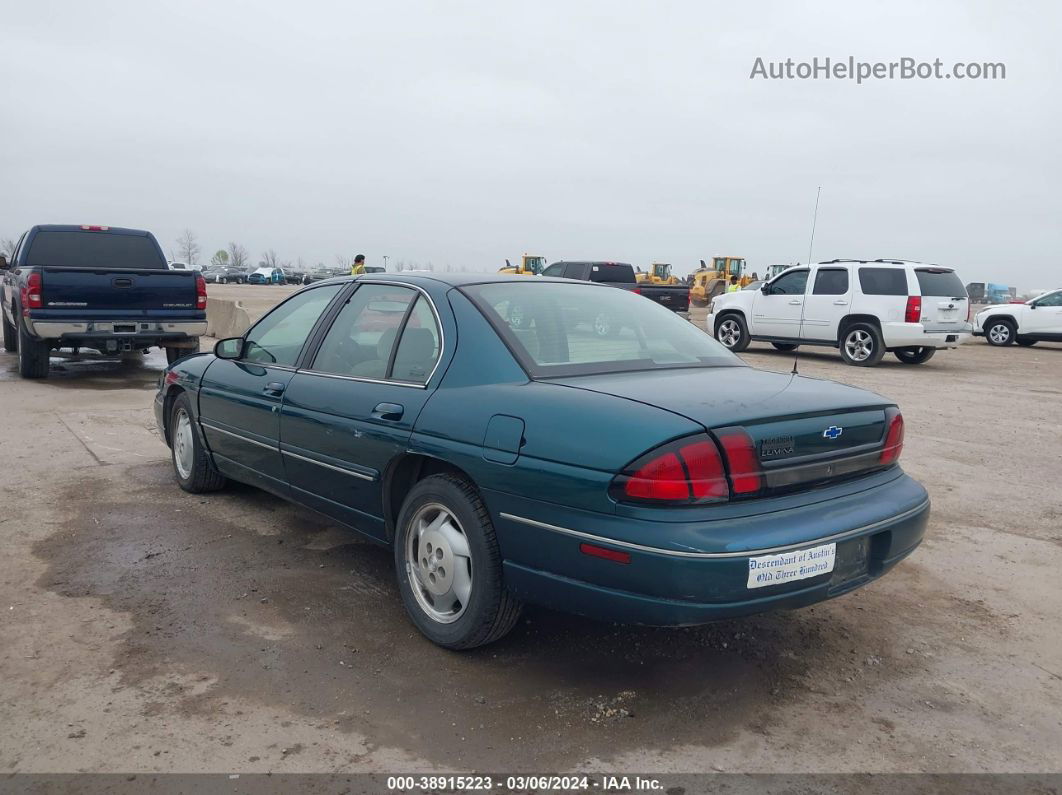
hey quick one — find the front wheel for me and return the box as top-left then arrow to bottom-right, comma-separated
169,392 -> 226,493
894,346 -> 937,365
394,474 -> 522,649
985,319 -> 1016,346
839,323 -> 886,366
714,314 -> 750,352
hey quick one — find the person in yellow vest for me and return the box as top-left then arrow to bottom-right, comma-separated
350,254 -> 366,276
727,275 -> 740,293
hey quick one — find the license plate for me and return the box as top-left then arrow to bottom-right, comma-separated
747,542 -> 836,589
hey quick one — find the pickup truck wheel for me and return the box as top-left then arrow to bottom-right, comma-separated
169,393 -> 226,493
839,323 -> 886,366
2,310 -> 16,352
771,342 -> 799,351
894,346 -> 937,364
394,474 -> 522,649
17,319 -> 50,378
986,319 -> 1015,346
1016,336 -> 1038,347
714,314 -> 750,352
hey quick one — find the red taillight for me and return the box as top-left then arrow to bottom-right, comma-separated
21,272 -> 43,314
632,288 -> 642,295
195,274 -> 208,310
716,429 -> 764,494
880,409 -> 904,464
613,435 -> 728,504
905,296 -> 922,324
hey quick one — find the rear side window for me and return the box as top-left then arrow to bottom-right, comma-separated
390,296 -> 442,383
586,263 -> 635,283
914,268 -> 966,297
25,231 -> 167,270
311,284 -> 417,380
858,267 -> 908,296
813,268 -> 849,295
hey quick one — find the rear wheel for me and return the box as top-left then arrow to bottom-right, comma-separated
985,319 -> 1015,346
165,340 -> 198,365
2,310 -> 16,352
219,276 -> 227,284
1016,336 -> 1038,347
894,346 -> 937,365
771,342 -> 799,351
17,319 -> 50,378
394,474 -> 521,649
839,323 -> 885,366
169,392 -> 226,493
714,314 -> 750,352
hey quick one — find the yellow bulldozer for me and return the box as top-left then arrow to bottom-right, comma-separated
499,254 -> 547,276
635,262 -> 680,285
689,256 -> 753,304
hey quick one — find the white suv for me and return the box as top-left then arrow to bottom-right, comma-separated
974,288 -> 1062,346
709,259 -> 972,366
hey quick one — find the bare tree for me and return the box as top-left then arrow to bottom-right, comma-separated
175,229 -> 200,267
227,242 -> 249,270
334,254 -> 348,269
261,249 -> 279,269
0,237 -> 16,259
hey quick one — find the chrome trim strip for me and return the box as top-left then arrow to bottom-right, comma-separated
499,499 -> 930,559
280,448 -> 375,481
298,369 -> 427,389
200,421 -> 276,451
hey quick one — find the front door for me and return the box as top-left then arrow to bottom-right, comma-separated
753,268 -> 809,339
198,284 -> 343,490
801,266 -> 851,342
1025,290 -> 1062,336
279,283 -> 444,537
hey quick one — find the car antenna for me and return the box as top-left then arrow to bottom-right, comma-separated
793,186 -> 822,376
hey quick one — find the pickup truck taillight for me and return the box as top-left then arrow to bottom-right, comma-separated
21,273 -> 43,314
195,274 -> 207,310
904,296 -> 922,324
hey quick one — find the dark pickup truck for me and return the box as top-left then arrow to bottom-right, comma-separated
540,261 -> 690,313
1,225 -> 207,378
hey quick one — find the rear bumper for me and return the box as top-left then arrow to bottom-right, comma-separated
882,321 -> 972,349
488,471 -> 929,625
25,319 -> 207,341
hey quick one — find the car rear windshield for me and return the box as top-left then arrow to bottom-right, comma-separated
25,231 -> 167,270
857,267 -> 908,296
915,268 -> 966,297
586,263 -> 635,283
463,282 -> 742,377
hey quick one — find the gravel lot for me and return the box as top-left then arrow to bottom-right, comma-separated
1,294 -> 1059,776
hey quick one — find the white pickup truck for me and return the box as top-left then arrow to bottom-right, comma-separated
710,259 -> 972,366
974,288 -> 1062,346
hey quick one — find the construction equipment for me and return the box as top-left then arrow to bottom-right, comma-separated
499,254 -> 547,276
635,262 -> 680,285
764,263 -> 792,280
689,256 -> 752,304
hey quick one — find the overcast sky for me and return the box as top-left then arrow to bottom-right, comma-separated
2,0 -> 1059,288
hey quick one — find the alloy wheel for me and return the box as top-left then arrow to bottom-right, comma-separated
988,323 -> 1011,344
405,502 -> 473,624
173,409 -> 194,480
718,318 -> 741,348
844,329 -> 874,361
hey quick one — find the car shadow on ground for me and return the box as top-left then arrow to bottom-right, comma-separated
0,349 -> 167,390
31,461 -> 934,769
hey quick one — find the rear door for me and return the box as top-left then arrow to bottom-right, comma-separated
913,267 -> 969,331
752,268 -> 808,338
800,266 -> 852,342
198,284 -> 344,490
853,266 -> 909,323
279,283 -> 445,537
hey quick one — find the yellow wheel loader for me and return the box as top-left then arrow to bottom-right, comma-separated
689,256 -> 752,304
499,254 -> 546,276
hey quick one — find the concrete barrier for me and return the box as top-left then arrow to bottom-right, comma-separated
205,297 -> 254,339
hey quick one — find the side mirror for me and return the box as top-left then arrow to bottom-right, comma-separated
214,337 -> 244,359
761,283 -> 770,294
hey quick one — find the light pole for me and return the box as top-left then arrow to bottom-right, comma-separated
383,255 -> 389,272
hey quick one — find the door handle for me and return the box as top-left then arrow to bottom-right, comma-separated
372,402 -> 404,421
788,299 -> 802,305
263,381 -> 286,396
833,300 -> 849,305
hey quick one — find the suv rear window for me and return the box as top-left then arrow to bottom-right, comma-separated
25,231 -> 167,270
914,268 -> 966,297
858,267 -> 908,296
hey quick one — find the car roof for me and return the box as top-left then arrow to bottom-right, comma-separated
312,272 -> 587,288
30,224 -> 151,236
814,258 -> 950,269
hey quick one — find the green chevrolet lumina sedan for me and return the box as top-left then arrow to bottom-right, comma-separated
155,273 -> 928,649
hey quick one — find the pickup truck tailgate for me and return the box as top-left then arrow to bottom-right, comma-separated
40,267 -> 199,315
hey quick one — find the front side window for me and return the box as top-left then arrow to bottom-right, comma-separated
813,268 -> 849,295
1035,290 -> 1062,307
243,285 -> 342,366
311,284 -> 417,379
541,263 -> 565,277
768,270 -> 809,295
858,267 -> 908,296
464,282 -> 741,377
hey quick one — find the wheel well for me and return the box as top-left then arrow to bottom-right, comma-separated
982,314 -> 1015,331
382,454 -> 475,542
713,309 -> 745,331
837,314 -> 882,345
161,386 -> 185,447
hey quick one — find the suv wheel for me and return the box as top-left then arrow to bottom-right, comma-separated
2,310 -> 16,352
839,323 -> 885,366
17,318 -> 50,378
894,346 -> 937,365
169,393 -> 226,493
714,314 -> 750,352
394,474 -> 522,649
986,319 -> 1015,346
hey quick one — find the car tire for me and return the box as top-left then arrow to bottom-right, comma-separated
220,277 -> 227,284
771,342 -> 800,351
839,323 -> 886,366
985,319 -> 1016,346
17,318 -> 50,378
894,346 -> 937,365
1016,336 -> 1038,347
714,313 -> 750,352
394,473 -> 522,649
169,392 -> 226,493
165,341 -> 197,365
2,309 -> 16,352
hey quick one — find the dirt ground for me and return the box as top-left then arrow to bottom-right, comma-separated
0,303 -> 1060,776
